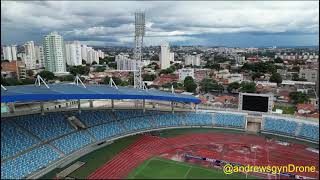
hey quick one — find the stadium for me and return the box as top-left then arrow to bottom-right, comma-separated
1,79 -> 319,179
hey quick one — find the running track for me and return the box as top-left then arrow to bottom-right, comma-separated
88,133 -> 319,179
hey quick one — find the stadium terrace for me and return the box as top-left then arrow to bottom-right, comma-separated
1,81 -> 319,179
1,83 -> 201,104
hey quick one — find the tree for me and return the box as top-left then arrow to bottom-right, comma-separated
91,61 -> 97,65
251,72 -> 262,81
103,76 -> 110,84
106,56 -> 115,62
184,76 -> 197,93
240,81 -> 256,93
1,77 -> 21,86
99,59 -> 108,65
289,92 -> 310,104
21,78 -> 35,85
204,62 -> 220,71
112,77 -> 122,85
108,62 -> 117,69
154,64 -> 160,71
150,54 -> 159,61
95,66 -> 106,72
119,81 -> 129,86
128,76 -> 134,86
159,67 -> 175,75
38,71 -> 55,80
142,74 -> 156,81
292,73 -> 307,81
274,57 -> 283,63
291,66 -> 300,72
58,75 -> 75,82
269,72 -> 282,84
172,63 -> 183,70
82,59 -> 87,65
162,82 -> 172,88
172,82 -> 183,89
26,70 -> 34,77
241,62 -> 276,74
227,82 -> 240,93
68,65 -> 90,75
199,78 -> 223,93
184,76 -> 194,82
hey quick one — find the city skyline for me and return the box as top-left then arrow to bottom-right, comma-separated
1,1 -> 319,47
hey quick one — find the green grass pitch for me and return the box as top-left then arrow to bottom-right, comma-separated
127,157 -> 257,179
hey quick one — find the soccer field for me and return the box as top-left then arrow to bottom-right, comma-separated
127,157 -> 257,179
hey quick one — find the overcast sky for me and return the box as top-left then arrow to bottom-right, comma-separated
1,1 -> 319,47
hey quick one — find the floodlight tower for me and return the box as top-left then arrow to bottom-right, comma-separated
133,12 -> 145,89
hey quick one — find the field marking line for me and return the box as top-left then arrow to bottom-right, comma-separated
154,157 -> 256,179
131,158 -> 153,178
184,166 -> 192,179
154,157 -> 219,173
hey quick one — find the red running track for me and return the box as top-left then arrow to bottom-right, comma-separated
88,133 -> 319,179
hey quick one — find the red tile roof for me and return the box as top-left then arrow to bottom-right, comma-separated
296,104 -> 315,111
214,96 -> 238,104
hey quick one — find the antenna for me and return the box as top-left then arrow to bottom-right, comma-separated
109,78 -> 118,89
142,81 -> 148,91
74,75 -> 86,88
171,85 -> 175,94
1,84 -> 7,91
34,75 -> 49,88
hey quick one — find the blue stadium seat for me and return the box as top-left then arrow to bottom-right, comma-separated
1,145 -> 60,179
214,113 -> 246,128
263,117 -> 297,135
184,112 -> 212,126
52,131 -> 93,154
113,110 -> 145,120
122,117 -> 153,132
153,114 -> 183,127
88,122 -> 124,141
12,112 -> 75,141
1,121 -> 39,159
72,110 -> 114,127
298,124 -> 319,141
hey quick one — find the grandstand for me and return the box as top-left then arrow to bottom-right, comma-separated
1,82 -> 319,179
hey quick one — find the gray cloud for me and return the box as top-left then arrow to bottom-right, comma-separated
1,1 -> 319,46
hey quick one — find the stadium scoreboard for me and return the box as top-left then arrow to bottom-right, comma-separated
238,93 -> 274,113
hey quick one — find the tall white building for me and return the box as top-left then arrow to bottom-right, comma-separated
169,52 -> 174,63
2,45 -> 17,61
94,50 -> 99,64
98,50 -> 104,59
39,46 -> 44,68
185,54 -> 201,66
86,47 -> 94,64
23,41 -> 36,69
65,41 -> 82,66
35,45 -> 44,68
81,44 -> 87,62
3,46 -> 12,61
43,32 -> 67,73
160,42 -> 171,69
17,53 -> 26,63
11,46 -> 17,61
116,53 -> 135,70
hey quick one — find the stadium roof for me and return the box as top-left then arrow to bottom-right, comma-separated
1,84 -> 201,104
